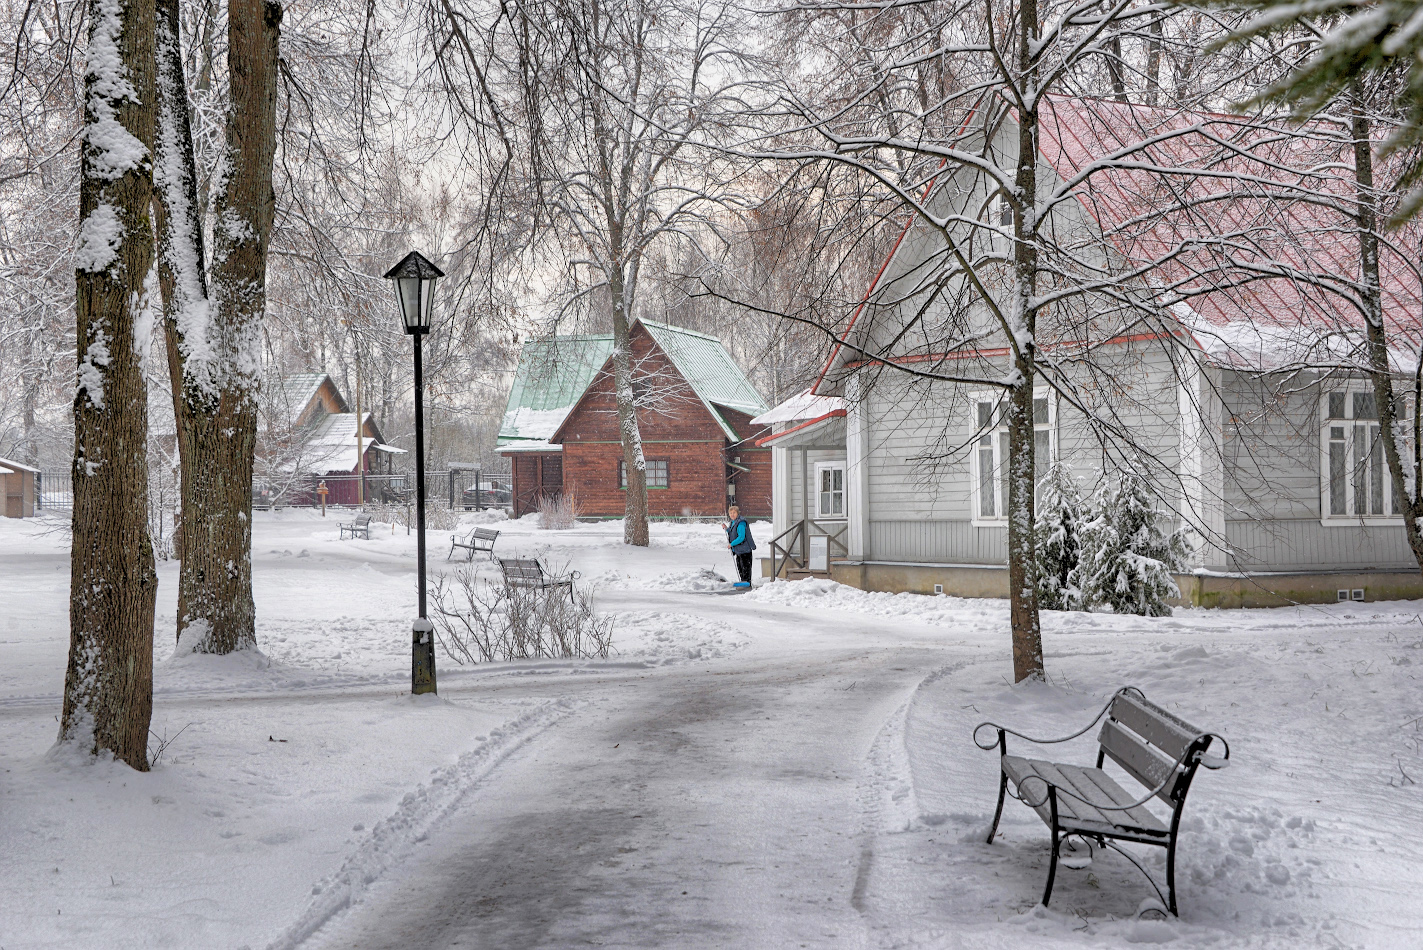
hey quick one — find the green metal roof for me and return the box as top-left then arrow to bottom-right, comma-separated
498,322 -> 768,447
641,322 -> 769,438
497,335 -> 615,446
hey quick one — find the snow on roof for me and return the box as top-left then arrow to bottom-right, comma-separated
1033,96 -> 1423,367
271,373 -> 345,427
0,457 -> 40,474
751,389 -> 847,426
279,412 -> 384,473
0,466 -> 13,476
498,336 -> 617,446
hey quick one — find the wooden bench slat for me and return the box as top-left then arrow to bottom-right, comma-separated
1098,719 -> 1181,805
1111,693 -> 1201,761
1004,758 -> 1168,835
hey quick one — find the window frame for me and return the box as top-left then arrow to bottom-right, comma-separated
618,458 -> 670,490
813,460 -> 847,521
1319,384 -> 1406,526
970,389 -> 1056,528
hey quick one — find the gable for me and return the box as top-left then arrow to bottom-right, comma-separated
498,335 -> 616,447
551,323 -> 733,444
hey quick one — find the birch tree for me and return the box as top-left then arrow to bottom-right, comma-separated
61,0 -> 159,769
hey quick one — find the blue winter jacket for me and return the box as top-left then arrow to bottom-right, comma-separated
726,517 -> 756,555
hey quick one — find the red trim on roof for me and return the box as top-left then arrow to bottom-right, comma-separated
841,331 -> 1182,369
753,410 -> 848,447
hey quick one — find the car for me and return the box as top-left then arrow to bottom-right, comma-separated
461,481 -> 512,509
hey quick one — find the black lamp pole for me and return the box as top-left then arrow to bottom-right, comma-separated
411,328 -> 433,693
384,250 -> 445,696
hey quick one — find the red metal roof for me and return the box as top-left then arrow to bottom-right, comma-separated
1036,96 -> 1423,367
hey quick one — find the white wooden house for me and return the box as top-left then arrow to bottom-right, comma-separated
754,99 -> 1423,607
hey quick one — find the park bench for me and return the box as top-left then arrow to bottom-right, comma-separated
338,514 -> 371,540
449,526 -> 500,562
974,686 -> 1229,916
497,556 -> 579,601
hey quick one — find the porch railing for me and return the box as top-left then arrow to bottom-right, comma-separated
768,519 -> 849,580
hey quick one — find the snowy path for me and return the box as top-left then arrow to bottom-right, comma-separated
6,512 -> 1423,949
300,645 -> 947,950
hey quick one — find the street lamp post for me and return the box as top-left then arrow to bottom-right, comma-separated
384,250 -> 445,695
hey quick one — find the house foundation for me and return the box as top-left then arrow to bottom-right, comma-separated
762,558 -> 1423,608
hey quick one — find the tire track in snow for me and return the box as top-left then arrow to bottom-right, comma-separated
263,697 -> 575,950
851,659 -> 983,920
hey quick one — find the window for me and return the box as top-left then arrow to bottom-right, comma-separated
618,459 -> 669,489
972,392 -> 1054,523
1322,388 -> 1404,521
815,461 -> 845,519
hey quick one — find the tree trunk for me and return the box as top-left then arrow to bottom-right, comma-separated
170,0 -> 282,654
1106,32 -> 1127,104
610,262 -> 650,547
152,0 -> 205,572
1009,0 -> 1045,683
1146,17 -> 1163,107
61,0 -> 160,770
1351,93 -> 1423,575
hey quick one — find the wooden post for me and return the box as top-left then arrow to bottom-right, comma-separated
317,480 -> 328,516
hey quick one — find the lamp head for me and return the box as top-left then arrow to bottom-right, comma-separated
383,251 -> 445,335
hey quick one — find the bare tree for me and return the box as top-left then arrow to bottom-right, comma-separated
60,0 -> 159,769
154,0 -> 281,654
428,0 -> 749,546
740,1 -> 1322,681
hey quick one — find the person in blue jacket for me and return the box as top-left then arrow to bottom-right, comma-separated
724,504 -> 756,589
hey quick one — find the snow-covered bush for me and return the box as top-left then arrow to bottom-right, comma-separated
430,563 -> 613,663
1034,463 -> 1085,611
538,492 -> 578,530
1075,474 -> 1191,617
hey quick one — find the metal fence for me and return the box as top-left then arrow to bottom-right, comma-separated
254,468 -> 512,511
37,471 -> 73,511
33,467 -> 510,513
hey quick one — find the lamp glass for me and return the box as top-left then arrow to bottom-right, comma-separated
395,276 -> 425,332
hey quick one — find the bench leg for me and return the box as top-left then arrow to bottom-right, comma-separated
1166,835 -> 1179,916
1043,828 -> 1061,908
986,770 -> 1007,844
1042,788 -> 1061,908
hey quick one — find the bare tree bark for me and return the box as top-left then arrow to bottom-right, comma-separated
610,262 -> 650,545
61,0 -> 159,770
168,0 -> 282,654
1352,89 -> 1423,576
1009,0 -> 1044,683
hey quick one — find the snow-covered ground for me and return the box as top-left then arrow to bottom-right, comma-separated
2,509 -> 1421,948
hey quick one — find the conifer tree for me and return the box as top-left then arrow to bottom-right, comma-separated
1034,463 -> 1085,611
1076,475 -> 1191,617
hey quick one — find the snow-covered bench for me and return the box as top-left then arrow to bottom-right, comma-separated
498,556 -> 578,601
974,687 -> 1229,916
338,514 -> 371,540
449,527 -> 500,562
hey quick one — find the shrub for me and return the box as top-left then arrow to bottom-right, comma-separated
537,492 -> 578,530
1074,474 -> 1191,617
430,563 -> 613,663
1034,463 -> 1085,611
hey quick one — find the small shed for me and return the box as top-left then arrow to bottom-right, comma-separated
0,457 -> 39,518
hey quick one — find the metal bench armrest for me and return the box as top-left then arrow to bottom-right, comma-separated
974,687 -> 1145,754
